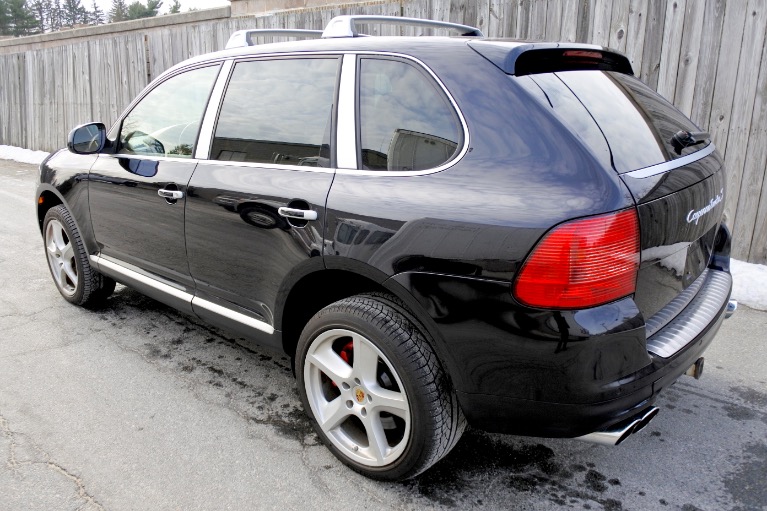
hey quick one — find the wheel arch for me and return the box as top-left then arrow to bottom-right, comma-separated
277,263 -> 453,379
36,182 -> 100,256
36,185 -> 65,233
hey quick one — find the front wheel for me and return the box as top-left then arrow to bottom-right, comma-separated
296,294 -> 465,480
43,205 -> 115,307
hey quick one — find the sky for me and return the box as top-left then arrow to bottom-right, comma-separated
92,0 -> 230,16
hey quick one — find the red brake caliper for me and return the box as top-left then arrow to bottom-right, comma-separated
339,340 -> 354,364
329,340 -> 354,388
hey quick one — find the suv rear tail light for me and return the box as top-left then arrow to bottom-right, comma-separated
513,209 -> 640,309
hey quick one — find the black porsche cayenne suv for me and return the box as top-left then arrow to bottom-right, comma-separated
36,16 -> 736,480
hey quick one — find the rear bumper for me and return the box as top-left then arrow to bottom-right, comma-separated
391,267 -> 732,438
458,270 -> 731,437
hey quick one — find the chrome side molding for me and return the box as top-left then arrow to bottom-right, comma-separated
89,254 -> 274,335
92,255 -> 192,301
192,296 -> 274,334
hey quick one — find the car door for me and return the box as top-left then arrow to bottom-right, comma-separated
185,56 -> 340,345
88,64 -> 221,307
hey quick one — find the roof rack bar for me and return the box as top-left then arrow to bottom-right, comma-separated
321,15 -> 484,39
225,29 -> 323,49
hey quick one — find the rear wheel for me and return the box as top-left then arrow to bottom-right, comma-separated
43,205 -> 115,307
296,294 -> 465,480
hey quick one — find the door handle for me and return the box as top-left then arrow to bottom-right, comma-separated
158,188 -> 184,200
278,207 -> 318,221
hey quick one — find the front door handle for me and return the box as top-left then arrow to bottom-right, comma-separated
158,188 -> 184,200
278,207 -> 318,221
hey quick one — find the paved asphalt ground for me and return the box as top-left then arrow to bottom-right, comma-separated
1,158 -> 766,511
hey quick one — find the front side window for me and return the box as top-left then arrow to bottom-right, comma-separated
358,58 -> 462,171
119,65 -> 220,158
211,58 -> 339,167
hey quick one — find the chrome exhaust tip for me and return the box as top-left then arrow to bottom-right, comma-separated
725,299 -> 737,319
574,406 -> 660,446
630,406 -> 659,434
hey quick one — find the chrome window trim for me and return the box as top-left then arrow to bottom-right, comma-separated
196,59 -> 234,160
194,159 -> 336,174
90,254 -> 275,335
99,153 -> 201,165
188,50 -> 469,177
346,51 -> 470,177
336,54 -> 358,169
624,143 -> 716,179
107,61 -> 227,144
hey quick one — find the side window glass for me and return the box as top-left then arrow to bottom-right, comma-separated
359,58 -> 462,171
119,65 -> 220,158
211,58 -> 339,167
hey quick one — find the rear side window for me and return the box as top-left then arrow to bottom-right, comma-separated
211,58 -> 339,167
358,58 -> 462,171
526,71 -> 704,173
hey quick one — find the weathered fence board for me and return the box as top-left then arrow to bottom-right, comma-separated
709,1 -> 747,157
514,0 -> 531,39
639,0 -> 667,89
560,0 -> 579,42
1,0 -> 767,263
725,0 -> 767,259
673,0 -> 705,117
590,0 -> 612,45
529,0 -> 548,41
656,0 -> 685,101
690,0 -> 726,129
608,0 -> 629,53
739,41 -> 767,263
624,0 -> 647,72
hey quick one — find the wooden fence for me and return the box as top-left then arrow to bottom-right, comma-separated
0,0 -> 766,263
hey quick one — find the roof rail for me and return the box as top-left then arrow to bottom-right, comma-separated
225,29 -> 323,49
321,15 -> 484,38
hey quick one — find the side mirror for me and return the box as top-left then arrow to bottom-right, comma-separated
68,122 -> 106,154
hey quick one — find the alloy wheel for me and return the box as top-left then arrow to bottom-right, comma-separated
303,328 -> 411,467
45,218 -> 78,296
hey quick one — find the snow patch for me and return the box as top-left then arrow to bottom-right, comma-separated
0,145 -> 49,165
730,259 -> 767,311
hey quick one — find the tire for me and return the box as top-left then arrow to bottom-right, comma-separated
296,294 -> 465,480
43,205 -> 116,307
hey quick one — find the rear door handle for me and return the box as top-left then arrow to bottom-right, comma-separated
278,207 -> 318,221
158,188 -> 184,200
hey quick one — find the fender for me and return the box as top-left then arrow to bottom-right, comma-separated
36,149 -> 100,255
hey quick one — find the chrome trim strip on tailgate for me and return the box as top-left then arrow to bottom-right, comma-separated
625,144 -> 716,179
646,269 -> 732,358
644,269 -> 709,338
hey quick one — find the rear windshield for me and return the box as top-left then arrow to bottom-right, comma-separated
519,71 -> 705,173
